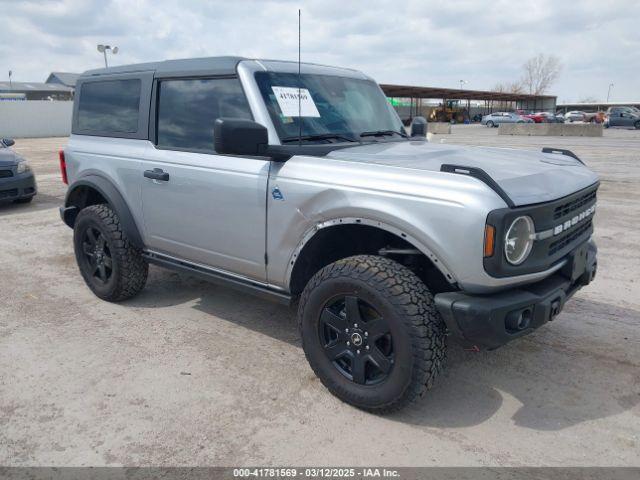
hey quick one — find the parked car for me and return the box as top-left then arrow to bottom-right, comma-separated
605,106 -> 640,129
536,112 -> 564,123
584,111 -> 606,124
59,56 -> 599,413
481,112 -> 533,127
522,112 -> 544,123
0,138 -> 37,204
565,111 -> 587,122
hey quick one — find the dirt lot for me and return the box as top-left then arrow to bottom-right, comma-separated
1,127 -> 639,466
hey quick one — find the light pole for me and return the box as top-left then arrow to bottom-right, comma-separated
606,83 -> 614,103
8,70 -> 12,90
459,79 -> 467,90
97,45 -> 119,68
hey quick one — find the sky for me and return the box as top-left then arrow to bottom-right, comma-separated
1,0 -> 638,103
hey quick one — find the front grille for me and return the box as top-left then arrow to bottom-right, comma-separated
553,189 -> 597,220
0,169 -> 13,178
0,188 -> 18,199
484,182 -> 598,278
548,219 -> 593,256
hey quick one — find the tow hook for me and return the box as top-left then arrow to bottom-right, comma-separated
550,298 -> 562,320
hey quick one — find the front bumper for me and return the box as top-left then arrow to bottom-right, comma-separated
434,240 -> 597,350
0,171 -> 37,201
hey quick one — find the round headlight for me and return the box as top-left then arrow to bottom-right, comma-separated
16,161 -> 31,174
504,216 -> 534,265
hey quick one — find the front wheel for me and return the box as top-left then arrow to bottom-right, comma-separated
73,204 -> 148,302
486,120 -> 494,128
298,255 -> 446,413
635,121 -> 640,130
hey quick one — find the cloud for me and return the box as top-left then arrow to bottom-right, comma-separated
0,0 -> 638,102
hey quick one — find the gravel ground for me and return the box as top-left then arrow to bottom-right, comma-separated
1,127 -> 639,466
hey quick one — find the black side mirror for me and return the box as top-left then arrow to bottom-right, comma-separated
214,118 -> 268,156
2,138 -> 15,147
410,116 -> 427,138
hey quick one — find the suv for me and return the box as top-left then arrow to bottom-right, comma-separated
59,57 -> 599,413
605,106 -> 640,129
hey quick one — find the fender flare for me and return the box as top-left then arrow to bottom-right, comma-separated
284,216 -> 457,289
62,174 -> 144,249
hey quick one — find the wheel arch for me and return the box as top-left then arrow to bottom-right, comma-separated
62,175 -> 144,249
287,217 -> 456,296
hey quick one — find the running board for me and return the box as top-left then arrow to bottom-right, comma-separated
142,252 -> 293,306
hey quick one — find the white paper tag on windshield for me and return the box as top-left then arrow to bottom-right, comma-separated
272,86 -> 320,117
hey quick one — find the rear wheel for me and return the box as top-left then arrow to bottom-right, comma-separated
73,204 -> 148,302
298,255 -> 446,413
635,121 -> 640,130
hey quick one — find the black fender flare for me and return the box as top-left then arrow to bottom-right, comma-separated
61,175 -> 144,249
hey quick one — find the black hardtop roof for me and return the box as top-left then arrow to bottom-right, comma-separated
81,56 -> 247,78
79,56 -> 364,80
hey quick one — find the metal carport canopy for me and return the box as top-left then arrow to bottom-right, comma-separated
380,83 -> 556,103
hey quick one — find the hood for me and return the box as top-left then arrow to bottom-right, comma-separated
0,148 -> 20,167
326,140 -> 599,206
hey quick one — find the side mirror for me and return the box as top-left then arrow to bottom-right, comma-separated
214,118 -> 268,156
2,138 -> 15,147
410,116 -> 427,138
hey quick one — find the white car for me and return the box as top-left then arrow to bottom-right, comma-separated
481,112 -> 533,127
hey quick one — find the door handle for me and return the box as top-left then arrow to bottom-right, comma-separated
144,168 -> 169,181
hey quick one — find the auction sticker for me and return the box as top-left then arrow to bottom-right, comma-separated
272,86 -> 320,117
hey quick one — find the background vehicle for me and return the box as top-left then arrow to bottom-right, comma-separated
481,112 -> 532,127
430,100 -> 466,123
536,112 -> 564,123
59,57 -> 599,413
522,112 -> 544,123
584,111 -> 605,124
565,111 -> 586,122
0,138 -> 37,204
605,106 -> 640,128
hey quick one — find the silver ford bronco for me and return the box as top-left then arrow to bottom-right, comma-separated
60,57 -> 598,413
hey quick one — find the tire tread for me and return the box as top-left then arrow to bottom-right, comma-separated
298,255 -> 446,414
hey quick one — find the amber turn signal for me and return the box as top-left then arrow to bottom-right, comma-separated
484,225 -> 496,257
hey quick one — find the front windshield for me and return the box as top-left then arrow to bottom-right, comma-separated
255,72 -> 405,143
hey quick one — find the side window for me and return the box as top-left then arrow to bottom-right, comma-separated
77,79 -> 141,133
156,78 -> 252,152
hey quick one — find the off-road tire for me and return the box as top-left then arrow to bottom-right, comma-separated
73,204 -> 148,302
298,255 -> 446,414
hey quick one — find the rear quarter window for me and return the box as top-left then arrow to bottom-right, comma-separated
77,79 -> 141,133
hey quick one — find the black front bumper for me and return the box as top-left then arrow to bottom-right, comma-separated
0,171 -> 37,202
434,240 -> 597,350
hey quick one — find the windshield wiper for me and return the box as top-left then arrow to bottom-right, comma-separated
281,133 -> 358,144
360,130 -> 408,138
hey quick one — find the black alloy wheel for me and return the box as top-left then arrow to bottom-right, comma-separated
73,204 -> 148,301
80,225 -> 113,285
319,295 -> 393,385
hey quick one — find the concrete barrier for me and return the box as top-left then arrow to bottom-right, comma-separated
0,101 -> 72,138
427,122 -> 451,134
499,123 -> 603,137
